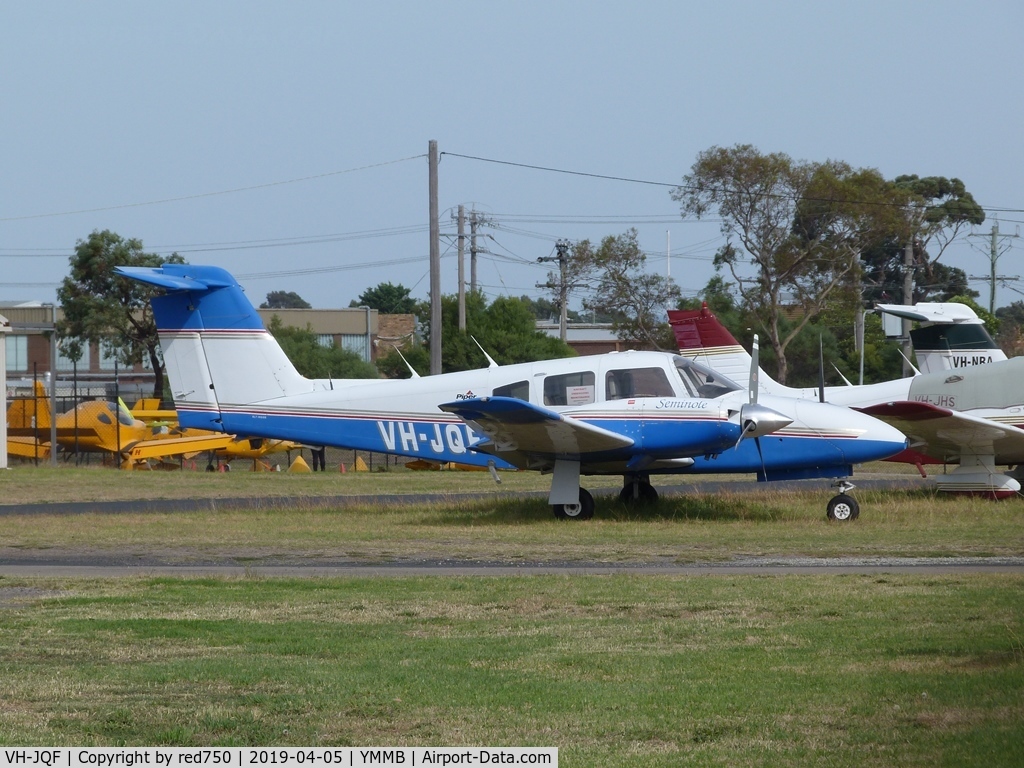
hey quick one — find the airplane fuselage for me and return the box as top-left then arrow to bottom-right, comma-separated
162,329 -> 901,478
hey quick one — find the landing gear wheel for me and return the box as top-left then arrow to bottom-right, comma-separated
826,494 -> 860,521
618,480 -> 659,505
553,488 -> 595,520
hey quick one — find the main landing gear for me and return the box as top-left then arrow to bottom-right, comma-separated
552,475 -> 659,520
553,488 -> 595,520
618,475 -> 659,505
826,480 -> 860,521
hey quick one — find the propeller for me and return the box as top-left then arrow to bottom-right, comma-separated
749,333 -> 759,406
735,335 -> 793,479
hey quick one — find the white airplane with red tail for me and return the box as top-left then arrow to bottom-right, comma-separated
669,303 -> 1024,499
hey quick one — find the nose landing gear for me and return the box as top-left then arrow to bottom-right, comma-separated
826,480 -> 860,521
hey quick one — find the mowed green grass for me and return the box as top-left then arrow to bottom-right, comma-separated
0,574 -> 1022,766
1,465 -> 1023,764
2,478 -> 1022,564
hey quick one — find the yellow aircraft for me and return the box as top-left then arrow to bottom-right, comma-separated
129,398 -> 302,470
6,382 -> 232,468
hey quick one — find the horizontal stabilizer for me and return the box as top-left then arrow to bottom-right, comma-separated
115,265 -> 237,292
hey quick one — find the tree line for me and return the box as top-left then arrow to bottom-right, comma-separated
55,143 -> 1019,396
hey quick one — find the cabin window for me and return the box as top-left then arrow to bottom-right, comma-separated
911,323 -> 998,352
493,380 -> 530,401
115,403 -> 136,427
544,371 -> 595,406
605,367 -> 675,400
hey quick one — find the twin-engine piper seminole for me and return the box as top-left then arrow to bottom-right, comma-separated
670,302 -> 1024,500
118,264 -> 907,520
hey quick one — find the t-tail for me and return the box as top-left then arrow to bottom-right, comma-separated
874,303 -> 1006,374
115,264 -> 314,432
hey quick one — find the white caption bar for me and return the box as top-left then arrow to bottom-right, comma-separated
0,748 -> 557,768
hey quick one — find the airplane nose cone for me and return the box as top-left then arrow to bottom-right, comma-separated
795,401 -> 907,463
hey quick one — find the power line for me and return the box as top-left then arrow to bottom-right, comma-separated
0,154 -> 427,222
442,151 -> 1024,214
0,224 -> 430,258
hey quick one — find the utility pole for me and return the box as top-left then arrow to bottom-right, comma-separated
968,221 -> 1020,314
902,240 -> 915,376
469,209 -> 479,294
457,204 -> 466,332
666,230 -> 671,277
538,239 -> 571,343
428,140 -> 441,375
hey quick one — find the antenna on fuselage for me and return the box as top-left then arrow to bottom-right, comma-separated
394,347 -> 421,378
471,336 -> 499,369
832,364 -> 853,387
898,350 -> 921,376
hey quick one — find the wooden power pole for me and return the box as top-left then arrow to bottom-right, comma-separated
428,140 -> 441,375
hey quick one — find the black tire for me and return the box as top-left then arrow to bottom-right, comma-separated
553,488 -> 595,520
826,494 -> 860,521
618,480 -> 659,505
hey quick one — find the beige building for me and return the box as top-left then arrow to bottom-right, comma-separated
535,322 -> 643,356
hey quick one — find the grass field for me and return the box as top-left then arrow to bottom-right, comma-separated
0,465 -> 1022,765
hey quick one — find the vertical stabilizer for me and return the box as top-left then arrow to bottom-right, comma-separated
6,380 -> 52,430
875,303 -> 1006,374
116,264 -> 312,431
668,304 -> 790,393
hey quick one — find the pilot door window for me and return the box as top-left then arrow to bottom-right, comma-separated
543,371 -> 596,406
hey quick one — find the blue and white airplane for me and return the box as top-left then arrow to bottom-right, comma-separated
118,264 -> 907,520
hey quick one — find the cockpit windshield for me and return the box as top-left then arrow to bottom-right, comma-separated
108,401 -> 137,427
672,356 -> 742,398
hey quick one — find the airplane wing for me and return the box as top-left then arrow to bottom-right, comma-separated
439,396 -> 634,465
126,433 -> 237,463
856,401 -> 1024,462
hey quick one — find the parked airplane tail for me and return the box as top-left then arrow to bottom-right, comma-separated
874,303 -> 1006,374
668,304 -> 780,391
6,380 -> 52,430
115,264 -> 314,432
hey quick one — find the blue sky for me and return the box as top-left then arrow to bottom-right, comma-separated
2,1 -> 1022,313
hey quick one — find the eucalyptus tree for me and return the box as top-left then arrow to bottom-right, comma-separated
860,175 -> 985,305
673,144 -> 897,384
561,229 -> 682,350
